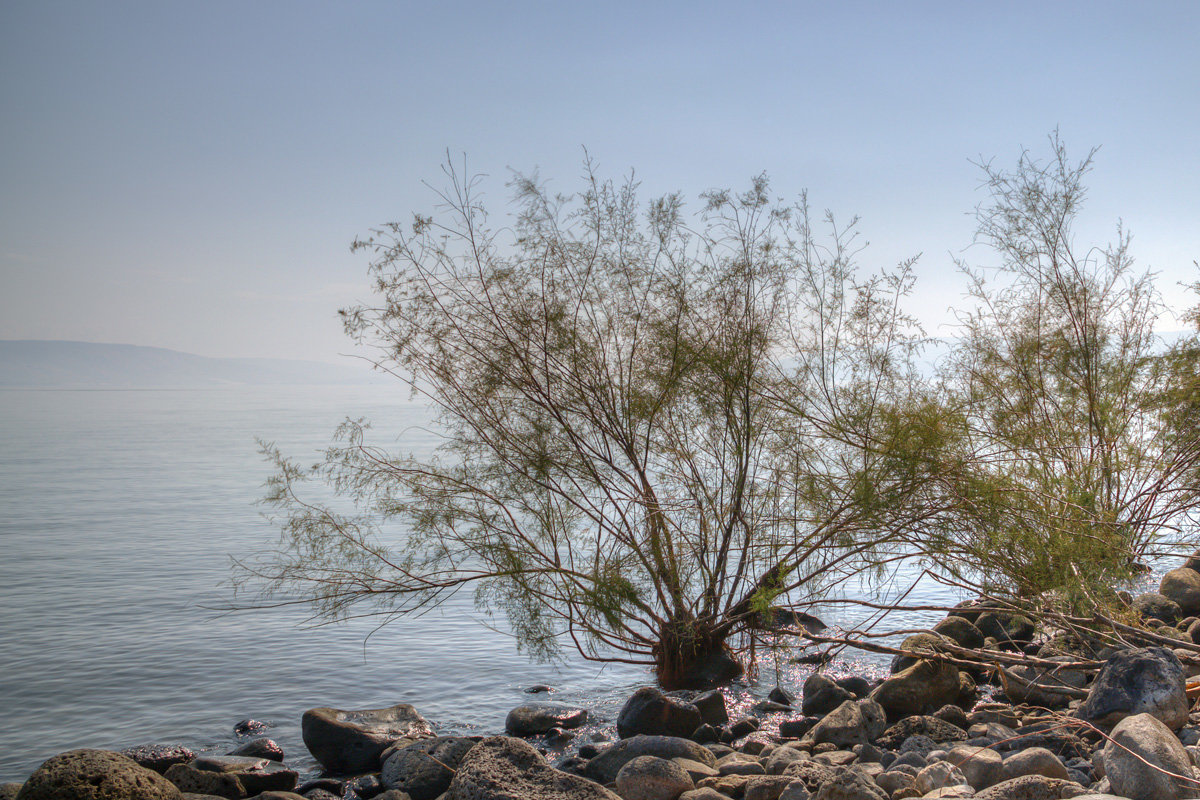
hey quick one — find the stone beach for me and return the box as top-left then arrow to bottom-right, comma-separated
11,557 -> 1200,800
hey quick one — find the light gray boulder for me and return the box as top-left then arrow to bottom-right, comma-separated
1161,567 -> 1200,616
945,745 -> 1005,790
914,761 -> 969,794
1001,747 -> 1070,781
1103,712 -> 1197,800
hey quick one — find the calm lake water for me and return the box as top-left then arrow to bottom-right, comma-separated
0,386 -> 952,781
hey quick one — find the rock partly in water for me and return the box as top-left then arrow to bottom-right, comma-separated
118,744 -> 196,775
301,703 -> 434,773
1103,712 -> 1198,800
381,736 -> 477,800
617,687 -> 703,740
227,738 -> 284,762
1078,646 -> 1189,730
691,690 -> 729,727
505,703 -> 589,737
801,673 -> 853,717
15,749 -> 181,800
447,736 -> 619,800
164,755 -> 296,799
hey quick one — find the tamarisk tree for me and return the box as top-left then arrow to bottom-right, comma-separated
931,136 -> 1200,605
241,160 -> 942,688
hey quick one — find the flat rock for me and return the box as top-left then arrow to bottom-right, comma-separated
446,736 -> 619,800
301,703 -> 434,773
16,749 -> 181,800
165,756 -> 296,798
505,703 -> 588,736
876,715 -> 968,749
227,739 -> 283,762
971,774 -> 1082,799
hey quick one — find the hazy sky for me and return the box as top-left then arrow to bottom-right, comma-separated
2,1 -> 1197,362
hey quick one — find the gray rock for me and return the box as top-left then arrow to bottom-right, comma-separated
15,750 -> 181,800
165,756 -> 296,798
505,703 -> 588,736
0,785 -> 21,800
935,616 -> 986,649
914,762 -> 969,795
876,716 -> 969,749
1103,712 -> 1197,800
446,736 -> 619,800
806,699 -> 886,748
945,745 -> 1005,790
617,687 -> 703,740
584,735 -> 717,785
780,759 -> 838,792
869,659 -> 963,720
678,791 -> 729,800
971,774 -> 1082,799
1001,656 -> 1089,709
898,734 -> 937,757
1078,647 -> 1189,730
615,756 -> 694,800
802,674 -> 853,716
890,633 -> 951,673
1002,747 -> 1069,781
301,703 -> 434,773
227,739 -> 284,762
974,612 -> 1035,646
809,769 -> 887,799
692,690 -> 729,727
764,746 -> 808,774
874,769 -> 914,795
381,737 -> 477,799
1133,592 -> 1182,625
119,745 -> 197,774
742,775 -> 803,800
1161,567 -> 1200,616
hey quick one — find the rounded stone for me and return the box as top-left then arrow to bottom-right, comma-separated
505,702 -> 588,736
615,756 -> 693,800
15,749 -> 181,800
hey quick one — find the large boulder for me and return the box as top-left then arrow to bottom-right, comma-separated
1102,713 -> 1197,800
802,673 -> 853,716
1077,647 -> 1188,730
617,687 -> 703,739
585,736 -> 716,786
446,736 -> 619,800
15,749 -> 181,800
1160,568 -> 1200,616
505,703 -> 588,736
869,659 -> 963,720
302,703 -> 434,773
163,755 -> 297,798
805,699 -> 886,748
381,736 -> 477,800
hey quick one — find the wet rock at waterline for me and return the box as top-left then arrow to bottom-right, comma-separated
617,687 -> 704,739
381,736 -> 477,800
505,702 -> 589,737
301,703 -> 435,773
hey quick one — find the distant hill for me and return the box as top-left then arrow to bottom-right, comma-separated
0,340 -> 380,388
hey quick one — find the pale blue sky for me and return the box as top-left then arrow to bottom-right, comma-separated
2,1 -> 1197,361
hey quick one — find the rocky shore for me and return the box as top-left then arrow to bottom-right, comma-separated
11,560 -> 1200,800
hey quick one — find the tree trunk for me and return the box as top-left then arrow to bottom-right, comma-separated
653,618 -> 744,690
